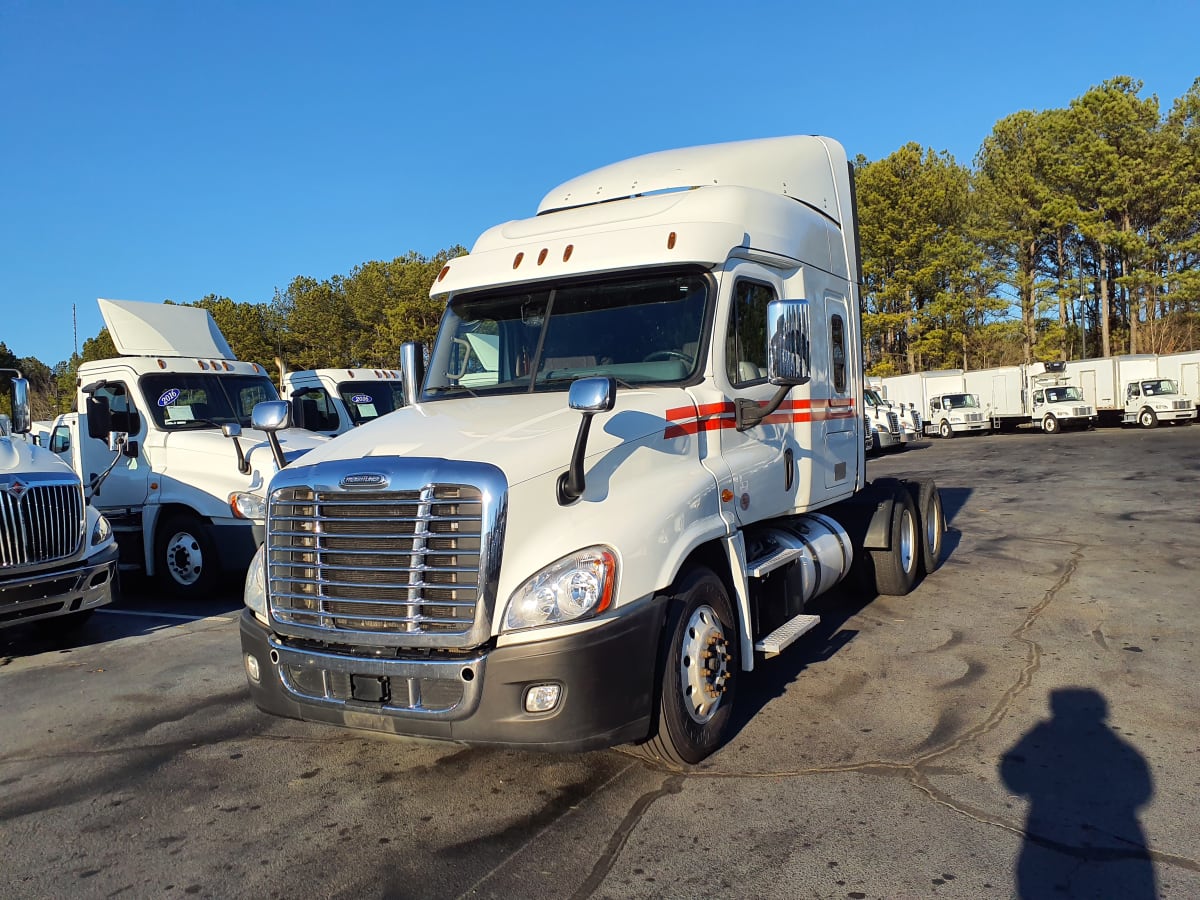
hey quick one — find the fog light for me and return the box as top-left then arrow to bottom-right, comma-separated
524,683 -> 561,713
244,653 -> 261,684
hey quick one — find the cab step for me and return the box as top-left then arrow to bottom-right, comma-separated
754,613 -> 821,658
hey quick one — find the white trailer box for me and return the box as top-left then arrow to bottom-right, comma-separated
880,370 -> 988,438
965,363 -> 1095,433
1064,355 -> 1156,414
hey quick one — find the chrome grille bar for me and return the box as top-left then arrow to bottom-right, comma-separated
0,482 -> 85,569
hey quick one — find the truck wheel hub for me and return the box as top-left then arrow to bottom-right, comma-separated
679,604 -> 731,724
166,533 -> 203,585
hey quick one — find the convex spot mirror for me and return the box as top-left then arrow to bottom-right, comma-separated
766,299 -> 812,386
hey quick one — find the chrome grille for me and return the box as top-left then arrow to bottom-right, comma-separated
0,482 -> 85,569
1172,400 -> 1191,411
1073,406 -> 1090,417
268,484 -> 486,642
965,413 -> 983,423
911,410 -> 923,430
886,411 -> 900,435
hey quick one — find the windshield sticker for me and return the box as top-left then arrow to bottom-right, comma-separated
157,388 -> 181,407
350,394 -> 373,404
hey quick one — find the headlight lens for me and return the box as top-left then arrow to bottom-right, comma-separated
244,544 -> 268,620
230,491 -> 267,520
91,514 -> 112,545
503,546 -> 616,632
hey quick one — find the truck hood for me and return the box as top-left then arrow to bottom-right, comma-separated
0,435 -> 77,480
296,389 -> 693,486
157,427 -> 330,492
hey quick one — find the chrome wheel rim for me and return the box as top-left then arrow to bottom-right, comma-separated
166,531 -> 203,586
679,604 -> 731,724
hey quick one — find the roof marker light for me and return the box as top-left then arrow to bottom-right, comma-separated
513,252 -> 524,269
437,265 -> 450,282
667,232 -> 677,250
537,248 -> 548,265
563,244 -> 574,262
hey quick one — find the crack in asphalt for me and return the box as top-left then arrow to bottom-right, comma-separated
567,537 -> 1199,896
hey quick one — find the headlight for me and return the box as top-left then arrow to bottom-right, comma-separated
230,491 -> 267,520
91,514 -> 112,546
244,544 -> 268,620
502,546 -> 616,632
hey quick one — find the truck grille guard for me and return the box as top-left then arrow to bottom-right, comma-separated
265,458 -> 507,650
0,478 -> 85,569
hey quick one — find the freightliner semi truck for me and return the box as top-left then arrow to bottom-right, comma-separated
2,371 -> 118,630
239,136 -> 947,764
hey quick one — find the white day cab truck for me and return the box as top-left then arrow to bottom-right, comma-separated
53,300 -> 328,597
1063,354 -> 1195,428
880,370 -> 990,439
281,368 -> 405,437
963,361 -> 1096,434
238,136 -> 947,765
863,386 -> 917,453
2,371 -> 118,630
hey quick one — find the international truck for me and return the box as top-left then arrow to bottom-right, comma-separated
1063,354 -> 1195,427
2,371 -> 118,630
238,135 -> 947,765
963,362 -> 1096,434
879,370 -> 989,438
863,386 -> 911,453
281,367 -> 405,437
57,299 -> 328,597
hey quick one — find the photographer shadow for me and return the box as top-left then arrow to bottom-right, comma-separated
1000,687 -> 1156,898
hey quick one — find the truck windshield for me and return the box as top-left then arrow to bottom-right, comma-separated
1045,386 -> 1083,402
945,394 -> 979,409
338,380 -> 406,425
141,373 -> 280,430
1140,379 -> 1177,396
423,272 -> 709,399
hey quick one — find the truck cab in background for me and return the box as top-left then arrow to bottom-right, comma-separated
2,371 -> 118,630
239,135 -> 948,765
1122,378 -> 1196,428
63,299 -> 328,596
281,368 -> 405,437
863,387 -> 913,453
926,392 -> 989,438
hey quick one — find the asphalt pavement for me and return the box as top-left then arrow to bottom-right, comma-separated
2,423 -> 1198,899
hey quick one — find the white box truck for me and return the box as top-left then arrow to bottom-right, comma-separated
57,300 -> 328,597
1155,350 -> 1200,416
964,362 -> 1096,433
237,135 -> 948,765
281,368 -> 405,437
880,370 -> 989,438
2,371 -> 118,629
1064,354 -> 1195,427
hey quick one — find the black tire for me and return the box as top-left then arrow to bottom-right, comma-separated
1138,408 -> 1158,429
1042,414 -> 1060,434
155,512 -> 218,597
870,487 -> 920,596
634,567 -> 739,767
939,419 -> 954,439
910,480 -> 944,576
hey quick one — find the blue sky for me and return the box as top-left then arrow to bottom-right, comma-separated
2,0 -> 1196,367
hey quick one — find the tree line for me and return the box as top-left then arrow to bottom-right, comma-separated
7,75 -> 1199,418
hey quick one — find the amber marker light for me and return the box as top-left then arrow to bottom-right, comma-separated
437,265 -> 450,282
667,231 -> 677,249
513,252 -> 524,269
157,359 -> 166,369
563,244 -> 574,262
721,489 -> 734,503
537,248 -> 548,265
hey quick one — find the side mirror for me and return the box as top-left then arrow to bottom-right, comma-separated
9,377 -> 31,434
765,299 -> 811,386
251,400 -> 290,432
558,377 -> 616,504
86,395 -> 113,439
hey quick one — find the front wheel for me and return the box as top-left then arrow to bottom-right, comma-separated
634,568 -> 739,767
155,512 -> 219,597
939,420 -> 954,439
1042,414 -> 1060,434
1138,408 -> 1158,429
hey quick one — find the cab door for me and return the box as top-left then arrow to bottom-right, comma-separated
818,293 -> 859,493
718,272 -> 798,524
82,381 -> 149,510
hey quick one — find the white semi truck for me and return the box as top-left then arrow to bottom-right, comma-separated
2,371 -> 118,630
55,299 -> 327,597
1063,354 -> 1195,427
880,370 -> 990,438
281,368 -> 405,437
238,136 -> 947,765
863,386 -> 911,453
963,362 -> 1096,433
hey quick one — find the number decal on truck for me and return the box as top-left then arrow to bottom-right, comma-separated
157,388 -> 181,407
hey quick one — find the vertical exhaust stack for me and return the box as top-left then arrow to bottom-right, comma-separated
399,343 -> 424,408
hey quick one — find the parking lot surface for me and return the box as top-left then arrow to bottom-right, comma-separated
2,425 -> 1198,899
